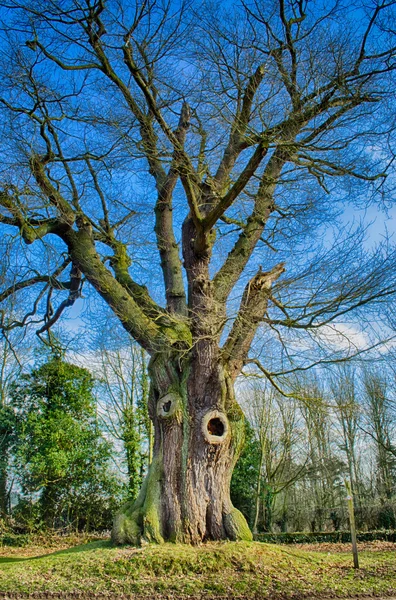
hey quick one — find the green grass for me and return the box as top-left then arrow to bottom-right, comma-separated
0,540 -> 395,597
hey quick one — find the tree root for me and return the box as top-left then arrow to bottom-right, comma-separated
112,457 -> 164,545
223,507 -> 253,541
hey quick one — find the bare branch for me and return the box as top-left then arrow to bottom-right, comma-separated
223,262 -> 285,378
36,262 -> 82,335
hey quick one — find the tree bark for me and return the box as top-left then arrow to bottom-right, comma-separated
112,350 -> 252,544
111,211 -> 284,545
0,456 -> 8,518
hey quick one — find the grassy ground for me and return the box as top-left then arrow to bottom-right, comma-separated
0,538 -> 395,598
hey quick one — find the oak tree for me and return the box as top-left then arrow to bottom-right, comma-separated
0,0 -> 396,543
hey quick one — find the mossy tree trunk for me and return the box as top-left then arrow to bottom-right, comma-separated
111,214 -> 283,544
112,350 -> 251,544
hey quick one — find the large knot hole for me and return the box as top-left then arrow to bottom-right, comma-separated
207,417 -> 224,437
162,399 -> 172,413
157,393 -> 180,418
202,410 -> 229,444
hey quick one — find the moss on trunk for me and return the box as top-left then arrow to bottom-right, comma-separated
112,354 -> 252,545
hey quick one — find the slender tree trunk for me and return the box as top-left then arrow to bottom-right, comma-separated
263,485 -> 275,532
253,446 -> 264,534
0,455 -> 8,518
41,484 -> 59,529
112,350 -> 251,544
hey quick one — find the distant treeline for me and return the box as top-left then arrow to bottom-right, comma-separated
0,338 -> 395,534
232,365 -> 396,533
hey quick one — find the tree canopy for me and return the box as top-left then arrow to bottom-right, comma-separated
9,356 -> 120,530
0,0 -> 395,367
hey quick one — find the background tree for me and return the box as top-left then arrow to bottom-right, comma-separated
0,0 -> 395,543
245,380 -> 308,533
10,355 -> 120,530
0,334 -> 23,520
299,378 -> 345,531
97,342 -> 152,501
363,370 -> 396,527
330,366 -> 363,508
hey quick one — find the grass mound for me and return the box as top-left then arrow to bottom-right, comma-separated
0,539 -> 395,598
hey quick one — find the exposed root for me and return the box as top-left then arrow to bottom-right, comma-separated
112,457 -> 164,546
223,507 -> 253,541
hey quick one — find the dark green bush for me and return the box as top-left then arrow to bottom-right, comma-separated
1,533 -> 30,547
255,529 -> 396,544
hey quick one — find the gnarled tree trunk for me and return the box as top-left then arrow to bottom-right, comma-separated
110,205 -> 285,544
112,349 -> 251,544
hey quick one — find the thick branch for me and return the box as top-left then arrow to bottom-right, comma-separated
63,225 -> 190,353
154,104 -> 189,315
213,149 -> 286,306
203,141 -> 269,231
108,239 -> 181,327
0,189 -> 63,244
223,262 -> 285,378
213,64 -> 266,189
30,155 -> 76,226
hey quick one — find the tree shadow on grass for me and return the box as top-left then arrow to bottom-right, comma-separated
0,540 -> 113,564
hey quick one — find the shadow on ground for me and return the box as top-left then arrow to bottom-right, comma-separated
0,540 -> 111,564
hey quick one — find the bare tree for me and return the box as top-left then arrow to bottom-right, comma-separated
97,342 -> 152,500
0,0 -> 396,543
297,376 -> 345,531
330,365 -> 363,504
245,381 -> 304,533
363,370 -> 396,503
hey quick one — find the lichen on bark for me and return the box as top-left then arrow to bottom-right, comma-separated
112,455 -> 164,545
112,352 -> 252,546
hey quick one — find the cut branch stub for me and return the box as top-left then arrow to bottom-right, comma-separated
202,410 -> 229,444
156,392 -> 180,418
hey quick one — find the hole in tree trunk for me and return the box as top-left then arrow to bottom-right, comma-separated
162,399 -> 172,413
202,410 -> 229,444
157,393 -> 180,418
207,417 -> 224,437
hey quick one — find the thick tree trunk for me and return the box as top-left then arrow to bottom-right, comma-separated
112,351 -> 252,544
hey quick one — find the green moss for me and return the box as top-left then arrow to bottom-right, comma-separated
141,456 -> 164,544
157,391 -> 182,421
21,224 -> 37,244
227,401 -> 245,422
1,540 -> 396,597
228,406 -> 246,459
112,468 -> 149,545
112,508 -> 142,546
224,507 -> 253,542
112,458 -> 164,546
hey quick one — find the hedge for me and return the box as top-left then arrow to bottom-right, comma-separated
254,529 -> 396,544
